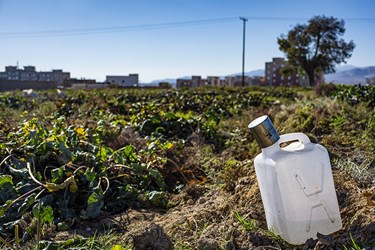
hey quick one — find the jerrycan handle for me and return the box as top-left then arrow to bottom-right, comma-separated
278,133 -> 311,147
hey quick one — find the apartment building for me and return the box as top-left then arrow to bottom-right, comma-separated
176,76 -> 202,88
176,75 -> 260,88
207,76 -> 221,87
265,58 -> 309,86
224,75 -> 255,87
0,65 -> 70,85
39,70 -> 70,84
106,74 -> 139,87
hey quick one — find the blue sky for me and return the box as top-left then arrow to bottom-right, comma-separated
0,0 -> 374,82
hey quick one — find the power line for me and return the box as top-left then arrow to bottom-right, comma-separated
0,16 -> 374,38
344,18 -> 375,23
245,16 -> 375,22
0,17 -> 238,38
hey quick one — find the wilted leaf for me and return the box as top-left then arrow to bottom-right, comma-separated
45,176 -> 78,193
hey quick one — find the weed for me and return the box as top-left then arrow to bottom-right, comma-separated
233,210 -> 258,232
37,229 -> 126,249
265,229 -> 285,244
175,240 -> 191,250
220,159 -> 245,191
196,222 -> 209,238
343,233 -> 362,250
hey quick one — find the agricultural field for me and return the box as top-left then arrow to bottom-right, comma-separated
0,84 -> 374,249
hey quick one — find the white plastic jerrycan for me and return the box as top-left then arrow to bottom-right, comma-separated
248,115 -> 342,245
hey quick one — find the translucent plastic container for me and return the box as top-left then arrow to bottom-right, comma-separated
249,116 -> 342,245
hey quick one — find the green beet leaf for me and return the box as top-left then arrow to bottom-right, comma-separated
0,175 -> 18,204
18,193 -> 36,214
32,204 -> 54,224
149,168 -> 167,189
81,191 -> 103,219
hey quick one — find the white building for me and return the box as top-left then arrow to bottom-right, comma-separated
106,74 -> 139,87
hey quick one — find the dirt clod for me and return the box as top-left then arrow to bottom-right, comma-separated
131,223 -> 173,250
197,238 -> 220,250
224,240 -> 236,250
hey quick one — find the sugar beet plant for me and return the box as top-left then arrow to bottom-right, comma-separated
0,114 -> 171,243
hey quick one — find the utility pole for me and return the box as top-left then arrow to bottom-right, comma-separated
240,17 -> 248,87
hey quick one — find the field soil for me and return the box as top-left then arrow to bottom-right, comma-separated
51,162 -> 374,250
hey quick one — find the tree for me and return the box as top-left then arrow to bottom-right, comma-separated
277,15 -> 355,86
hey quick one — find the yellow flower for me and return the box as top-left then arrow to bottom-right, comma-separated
75,127 -> 85,138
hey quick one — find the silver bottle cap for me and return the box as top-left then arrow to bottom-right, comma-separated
248,115 -> 280,148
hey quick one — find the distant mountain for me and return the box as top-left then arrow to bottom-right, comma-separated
335,64 -> 357,72
143,66 -> 375,87
226,69 -> 265,77
325,66 -> 375,85
142,78 -> 177,87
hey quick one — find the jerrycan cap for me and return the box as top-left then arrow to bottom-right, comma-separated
248,115 -> 280,148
